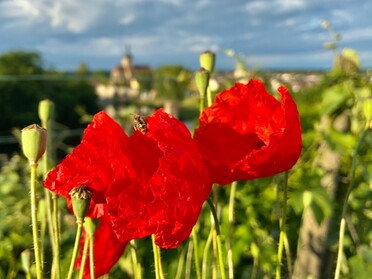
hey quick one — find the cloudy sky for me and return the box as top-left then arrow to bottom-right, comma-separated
0,0 -> 371,71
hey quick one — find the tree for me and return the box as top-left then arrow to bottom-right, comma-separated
0,51 -> 43,75
153,65 -> 191,117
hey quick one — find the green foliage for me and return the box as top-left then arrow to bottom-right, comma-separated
0,51 -> 99,154
0,155 -> 32,276
154,65 -> 191,100
134,69 -> 153,93
0,51 -> 43,75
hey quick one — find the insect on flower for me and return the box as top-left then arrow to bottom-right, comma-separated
132,113 -> 147,133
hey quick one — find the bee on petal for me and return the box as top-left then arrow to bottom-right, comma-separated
132,114 -> 147,133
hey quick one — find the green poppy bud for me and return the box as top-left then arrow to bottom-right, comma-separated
38,99 -> 54,123
21,249 -> 32,274
21,124 -> 47,165
363,98 -> 372,120
84,217 -> 100,236
200,50 -> 216,73
195,68 -> 210,98
69,185 -> 92,223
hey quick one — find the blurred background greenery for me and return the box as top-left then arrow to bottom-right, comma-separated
0,31 -> 372,278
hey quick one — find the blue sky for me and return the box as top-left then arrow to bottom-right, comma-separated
0,0 -> 371,71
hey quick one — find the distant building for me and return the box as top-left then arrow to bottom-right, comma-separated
95,49 -> 152,109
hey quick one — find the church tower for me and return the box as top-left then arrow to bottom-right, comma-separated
121,45 -> 134,81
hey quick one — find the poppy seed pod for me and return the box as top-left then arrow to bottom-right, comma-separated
200,50 -> 215,73
21,124 -> 47,165
69,185 -> 92,222
195,67 -> 210,98
84,217 -> 100,236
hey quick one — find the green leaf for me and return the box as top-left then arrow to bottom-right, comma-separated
321,82 -> 350,115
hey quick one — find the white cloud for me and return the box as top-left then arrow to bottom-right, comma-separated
37,36 -> 157,56
245,0 -> 308,14
0,0 -> 127,33
120,14 -> 136,25
330,9 -> 354,25
343,27 -> 372,42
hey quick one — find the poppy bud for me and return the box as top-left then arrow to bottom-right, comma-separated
195,68 -> 210,98
363,98 -> 372,121
84,217 -> 100,236
200,50 -> 216,73
21,249 -> 32,274
21,124 -> 47,165
38,99 -> 54,123
69,185 -> 92,222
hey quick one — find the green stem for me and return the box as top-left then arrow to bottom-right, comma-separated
130,240 -> 142,279
89,235 -> 96,279
199,96 -> 206,114
42,119 -> 60,279
206,197 -> 226,279
202,225 -> 213,279
212,231 -> 217,279
151,234 -> 165,279
52,194 -> 61,279
216,235 -> 226,279
284,231 -> 293,277
185,241 -> 193,279
206,197 -> 221,235
192,229 -> 202,279
334,124 -> 369,279
30,164 -> 43,279
276,171 -> 289,279
227,181 -> 237,279
78,237 -> 89,279
67,222 -> 84,279
175,245 -> 186,279
206,87 -> 213,107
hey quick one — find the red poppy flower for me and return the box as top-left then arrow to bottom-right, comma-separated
194,79 -> 302,185
106,109 -> 212,249
43,111 -> 131,217
76,216 -> 127,278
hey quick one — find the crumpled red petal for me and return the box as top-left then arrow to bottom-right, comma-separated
76,216 -> 127,279
43,111 -> 130,217
106,109 -> 212,248
194,79 -> 302,185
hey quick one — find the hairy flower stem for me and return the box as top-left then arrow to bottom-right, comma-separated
67,221 -> 84,279
89,235 -> 96,279
334,123 -> 369,279
130,241 -> 143,279
276,171 -> 289,279
192,229 -> 202,279
207,197 -> 226,279
78,238 -> 89,279
202,225 -> 213,279
199,97 -> 206,114
207,87 -> 213,107
30,163 -> 43,279
284,233 -> 293,277
185,241 -> 193,279
52,193 -> 61,278
41,117 -> 61,279
152,234 -> 165,279
227,181 -> 237,279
